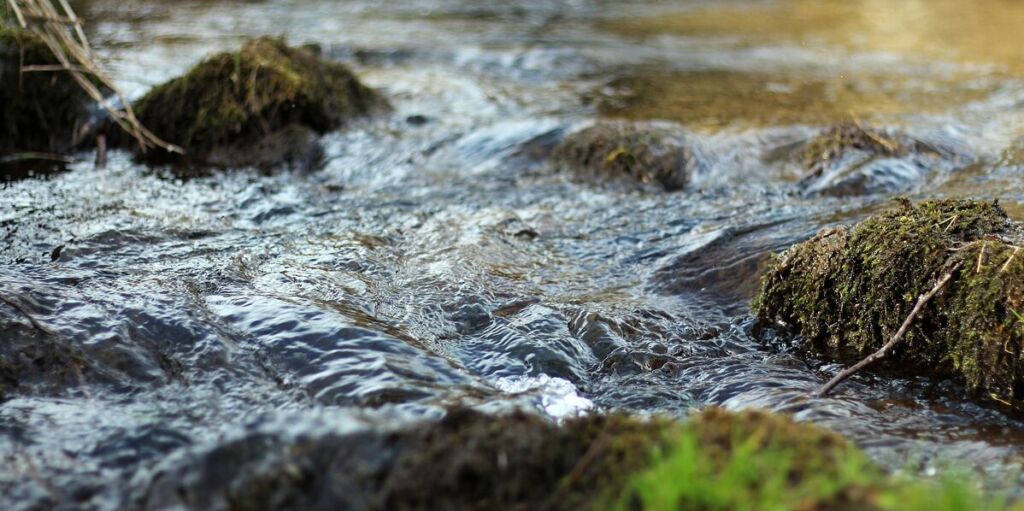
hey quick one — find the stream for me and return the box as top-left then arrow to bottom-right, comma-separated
4,0 -> 1024,508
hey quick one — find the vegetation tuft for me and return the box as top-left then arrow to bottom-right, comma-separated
130,36 -> 387,167
754,198 -> 1024,405
613,407 -> 1016,511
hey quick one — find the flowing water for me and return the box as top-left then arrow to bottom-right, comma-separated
5,0 -> 1024,508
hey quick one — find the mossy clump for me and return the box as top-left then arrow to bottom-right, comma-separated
616,407 -> 879,510
686,407 -> 860,480
754,198 -> 1024,404
551,121 -> 705,191
615,407 -> 1017,511
130,36 -> 387,168
377,408 -> 672,511
0,26 -> 92,159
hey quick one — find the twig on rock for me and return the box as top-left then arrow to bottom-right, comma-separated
814,262 -> 962,397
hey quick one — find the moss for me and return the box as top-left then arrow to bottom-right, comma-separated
615,407 -> 880,511
551,121 -> 704,191
754,198 -> 1024,403
687,407 -> 860,481
614,407 -> 1017,511
0,26 -> 92,159
376,407 -> 672,511
130,36 -> 387,168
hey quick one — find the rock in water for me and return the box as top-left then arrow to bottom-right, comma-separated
130,37 -> 388,170
0,27 -> 92,162
798,123 -> 968,197
551,121 -> 705,191
754,199 -> 1024,405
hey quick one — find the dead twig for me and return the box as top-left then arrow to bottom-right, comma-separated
1001,246 -> 1021,273
0,295 -> 54,335
815,262 -> 962,397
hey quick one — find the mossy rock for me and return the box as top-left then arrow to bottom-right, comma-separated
798,123 -> 963,197
130,36 -> 387,169
0,26 -> 93,161
376,408 -> 672,511
686,407 -> 859,478
551,121 -> 705,191
145,407 -> 675,511
754,198 -> 1024,404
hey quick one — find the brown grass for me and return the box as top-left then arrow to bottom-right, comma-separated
6,0 -> 182,154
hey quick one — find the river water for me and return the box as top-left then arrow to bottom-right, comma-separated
4,0 -> 1024,508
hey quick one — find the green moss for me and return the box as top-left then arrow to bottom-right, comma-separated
131,36 -> 387,166
551,121 -> 703,191
754,198 -> 1024,403
0,26 -> 92,158
613,407 -> 1017,511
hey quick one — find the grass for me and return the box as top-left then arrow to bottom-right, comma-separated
611,413 -> 1019,511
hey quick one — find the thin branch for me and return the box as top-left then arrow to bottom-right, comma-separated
815,262 -> 962,397
0,295 -> 54,335
1001,246 -> 1020,273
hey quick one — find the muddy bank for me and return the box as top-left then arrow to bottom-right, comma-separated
755,199 -> 1024,405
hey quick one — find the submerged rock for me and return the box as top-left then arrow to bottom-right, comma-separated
754,199 -> 1024,404
129,37 -> 387,169
0,27 -> 92,163
551,121 -> 705,191
798,123 -> 967,196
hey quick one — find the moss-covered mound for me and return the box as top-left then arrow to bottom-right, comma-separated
131,36 -> 387,168
377,408 -> 670,510
799,123 -> 959,196
0,26 -> 92,159
142,406 -> 1014,511
551,121 -> 704,191
616,407 -> 1017,511
617,407 -> 880,511
754,199 -> 1024,403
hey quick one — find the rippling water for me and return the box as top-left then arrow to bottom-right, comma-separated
5,0 -> 1024,508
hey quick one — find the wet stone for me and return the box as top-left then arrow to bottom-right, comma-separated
551,121 -> 707,191
797,123 -> 970,197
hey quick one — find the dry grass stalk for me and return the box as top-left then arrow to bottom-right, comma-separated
6,0 -> 183,154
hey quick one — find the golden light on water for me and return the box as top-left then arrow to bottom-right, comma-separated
598,0 -> 1024,128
